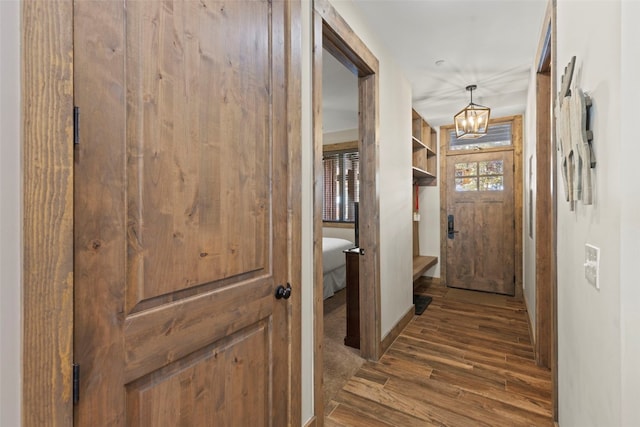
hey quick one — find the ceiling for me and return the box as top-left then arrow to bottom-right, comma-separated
322,0 -> 548,131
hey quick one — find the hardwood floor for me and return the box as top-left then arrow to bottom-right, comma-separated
325,278 -> 553,426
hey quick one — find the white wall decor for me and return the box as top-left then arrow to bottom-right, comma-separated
556,55 -> 596,210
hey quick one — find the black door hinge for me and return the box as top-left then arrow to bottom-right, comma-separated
513,275 -> 516,284
73,363 -> 80,405
73,106 -> 80,145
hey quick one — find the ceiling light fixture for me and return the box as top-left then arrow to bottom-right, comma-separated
454,85 -> 490,139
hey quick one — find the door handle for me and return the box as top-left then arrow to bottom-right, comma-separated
447,214 -> 459,239
275,283 -> 292,300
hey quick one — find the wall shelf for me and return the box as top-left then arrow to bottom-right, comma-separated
411,109 -> 438,283
412,109 -> 437,186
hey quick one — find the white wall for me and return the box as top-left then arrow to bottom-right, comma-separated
556,1 -> 627,425
619,1 -> 640,425
325,0 -> 414,338
322,226 -> 355,243
0,1 -> 22,426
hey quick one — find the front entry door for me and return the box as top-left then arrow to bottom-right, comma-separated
74,1 -> 298,425
445,150 -> 515,295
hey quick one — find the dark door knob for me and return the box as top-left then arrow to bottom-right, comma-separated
275,283 -> 292,300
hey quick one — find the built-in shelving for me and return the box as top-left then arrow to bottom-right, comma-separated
412,109 -> 437,186
411,109 -> 438,284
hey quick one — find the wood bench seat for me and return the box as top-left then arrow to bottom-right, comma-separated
413,255 -> 438,282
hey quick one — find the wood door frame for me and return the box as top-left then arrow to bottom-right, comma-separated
533,0 -> 558,420
21,1 -> 302,424
22,2 -> 74,424
312,0 -> 381,422
439,115 -> 524,298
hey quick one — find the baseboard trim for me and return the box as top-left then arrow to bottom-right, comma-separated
303,415 -> 317,427
380,305 -> 414,355
523,293 -> 536,347
414,275 -> 441,289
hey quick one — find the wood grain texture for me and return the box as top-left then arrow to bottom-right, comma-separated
536,71 -> 552,369
314,0 -> 377,76
73,1 -> 297,425
323,140 -> 359,153
287,0 -> 303,424
357,72 -> 381,361
327,279 -> 553,426
440,115 -> 523,298
512,116 -> 524,299
445,150 -> 515,295
412,110 -> 437,186
413,256 -> 438,282
22,1 -> 74,425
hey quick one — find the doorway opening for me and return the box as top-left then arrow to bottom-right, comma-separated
320,47 -> 363,408
439,115 -> 524,298
312,0 -> 381,421
533,2 -> 558,420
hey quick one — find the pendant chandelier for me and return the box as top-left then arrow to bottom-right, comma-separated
454,85 -> 490,139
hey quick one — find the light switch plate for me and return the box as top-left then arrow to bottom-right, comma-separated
584,244 -> 600,289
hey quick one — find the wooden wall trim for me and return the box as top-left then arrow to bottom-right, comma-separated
513,115 -> 524,299
535,71 -> 552,370
380,306 -> 414,355
22,1 -> 74,425
323,140 -> 358,153
287,0 -> 303,424
358,73 -> 381,361
314,0 -> 378,75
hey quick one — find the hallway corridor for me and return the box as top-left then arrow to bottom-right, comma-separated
325,278 -> 553,426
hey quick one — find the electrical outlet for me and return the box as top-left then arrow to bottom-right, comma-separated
584,244 -> 600,289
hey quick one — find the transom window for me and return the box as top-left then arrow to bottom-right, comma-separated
323,151 -> 359,222
455,160 -> 504,192
449,122 -> 512,151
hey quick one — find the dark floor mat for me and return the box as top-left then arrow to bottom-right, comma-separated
413,294 -> 433,315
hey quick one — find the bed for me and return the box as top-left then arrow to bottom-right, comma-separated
322,237 -> 354,299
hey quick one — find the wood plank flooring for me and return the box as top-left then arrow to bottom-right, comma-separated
326,278 -> 553,426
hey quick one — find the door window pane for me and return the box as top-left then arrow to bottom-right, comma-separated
454,158 -> 506,192
455,162 -> 477,177
455,177 -> 478,192
479,160 -> 503,175
479,176 -> 504,191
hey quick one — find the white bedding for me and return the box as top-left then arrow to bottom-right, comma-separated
322,237 -> 354,299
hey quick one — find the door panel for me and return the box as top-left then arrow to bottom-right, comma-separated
74,1 -> 293,425
125,0 -> 270,306
126,320 -> 270,426
446,151 -> 515,295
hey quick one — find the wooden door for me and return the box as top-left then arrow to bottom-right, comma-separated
445,150 -> 515,295
73,1 -> 298,425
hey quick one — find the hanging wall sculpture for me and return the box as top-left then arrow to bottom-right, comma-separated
556,56 -> 596,210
